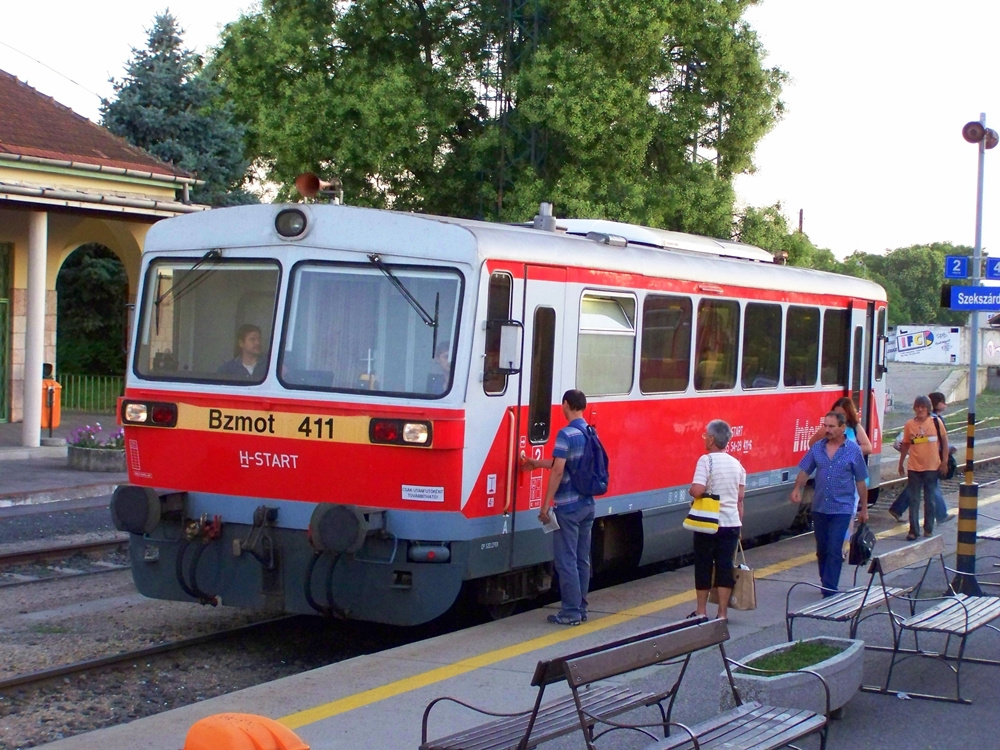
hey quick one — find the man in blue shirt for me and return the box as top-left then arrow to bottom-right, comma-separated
791,411 -> 869,597
520,389 -> 596,625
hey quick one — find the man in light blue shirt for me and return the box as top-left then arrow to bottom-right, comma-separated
520,389 -> 596,625
791,411 -> 869,596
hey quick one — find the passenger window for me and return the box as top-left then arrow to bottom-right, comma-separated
821,309 -> 848,385
640,295 -> 691,393
695,299 -> 739,391
484,272 -> 512,395
577,293 -> 636,395
741,303 -> 781,389
784,306 -> 819,386
528,307 -> 556,443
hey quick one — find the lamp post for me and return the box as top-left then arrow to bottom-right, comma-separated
953,114 -> 998,595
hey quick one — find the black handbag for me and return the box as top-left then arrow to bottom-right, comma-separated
848,522 -> 876,565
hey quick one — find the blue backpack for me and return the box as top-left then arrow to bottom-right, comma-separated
568,424 -> 610,496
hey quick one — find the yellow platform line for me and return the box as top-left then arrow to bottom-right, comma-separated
280,499 -> 997,729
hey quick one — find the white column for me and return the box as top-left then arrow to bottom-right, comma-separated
21,211 -> 47,447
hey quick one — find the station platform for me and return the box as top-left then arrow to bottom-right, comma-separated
38,486 -> 1000,750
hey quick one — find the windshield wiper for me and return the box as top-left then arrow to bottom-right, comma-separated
154,249 -> 222,334
367,254 -> 440,357
367,254 -> 439,329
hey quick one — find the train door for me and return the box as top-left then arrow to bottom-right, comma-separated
849,300 -> 876,439
512,265 -> 566,566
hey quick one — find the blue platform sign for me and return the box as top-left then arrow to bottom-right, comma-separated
987,257 -> 1000,280
948,286 -> 1000,311
945,255 -> 969,279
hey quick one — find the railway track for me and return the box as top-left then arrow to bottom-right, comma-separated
0,537 -> 130,588
0,615 -> 300,693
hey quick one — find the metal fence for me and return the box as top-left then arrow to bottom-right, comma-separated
57,374 -> 124,413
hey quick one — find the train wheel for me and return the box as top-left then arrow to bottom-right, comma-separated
487,601 -> 518,620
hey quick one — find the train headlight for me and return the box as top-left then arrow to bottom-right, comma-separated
121,400 -> 178,427
275,208 -> 307,238
369,419 -> 432,446
402,423 -> 429,444
124,403 -> 148,423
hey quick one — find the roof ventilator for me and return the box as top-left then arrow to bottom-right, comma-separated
585,231 -> 628,247
532,202 -> 559,232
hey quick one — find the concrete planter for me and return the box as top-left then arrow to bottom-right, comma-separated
68,445 -> 126,472
721,637 -> 864,717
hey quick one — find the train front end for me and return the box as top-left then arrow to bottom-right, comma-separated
110,204 -> 479,625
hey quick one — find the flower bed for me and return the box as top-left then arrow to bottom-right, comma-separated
67,423 -> 126,472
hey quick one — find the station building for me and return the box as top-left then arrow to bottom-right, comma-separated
0,69 -> 206,442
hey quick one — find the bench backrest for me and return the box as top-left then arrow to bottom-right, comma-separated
529,616 -> 715,688
869,534 -> 944,576
561,618 -> 730,688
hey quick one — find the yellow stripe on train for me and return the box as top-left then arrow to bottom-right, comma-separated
174,405 -> 372,444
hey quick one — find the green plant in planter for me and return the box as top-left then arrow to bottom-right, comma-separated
740,641 -> 846,676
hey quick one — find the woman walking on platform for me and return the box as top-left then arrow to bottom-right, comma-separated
897,395 -> 942,540
688,420 -> 745,621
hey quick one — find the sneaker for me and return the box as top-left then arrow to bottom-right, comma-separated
906,532 -> 917,541
938,514 -> 954,524
547,613 -> 581,626
581,612 -> 588,622
889,510 -> 902,523
924,530 -> 934,537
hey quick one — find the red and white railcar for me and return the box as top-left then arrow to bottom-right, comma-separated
111,203 -> 888,625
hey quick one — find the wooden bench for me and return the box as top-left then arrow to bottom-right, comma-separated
420,617 -> 830,750
785,535 -> 945,641
863,562 -> 1000,704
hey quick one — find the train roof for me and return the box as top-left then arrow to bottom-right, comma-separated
144,203 -> 887,302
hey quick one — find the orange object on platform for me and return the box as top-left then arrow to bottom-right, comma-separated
183,713 -> 309,750
41,379 -> 61,429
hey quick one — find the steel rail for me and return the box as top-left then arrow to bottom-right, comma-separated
0,615 -> 300,692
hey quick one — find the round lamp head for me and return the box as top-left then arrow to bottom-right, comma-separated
294,172 -> 321,198
987,128 -> 1000,150
963,121 -> 987,143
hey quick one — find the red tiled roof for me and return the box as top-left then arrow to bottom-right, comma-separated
0,69 -> 191,179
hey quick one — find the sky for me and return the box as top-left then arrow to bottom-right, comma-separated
3,0 -> 1000,261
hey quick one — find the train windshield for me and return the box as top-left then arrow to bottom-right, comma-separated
280,262 -> 462,397
134,259 -> 280,383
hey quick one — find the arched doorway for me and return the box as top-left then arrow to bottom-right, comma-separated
55,244 -> 128,410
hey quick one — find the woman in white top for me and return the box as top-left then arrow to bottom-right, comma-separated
689,419 -> 746,621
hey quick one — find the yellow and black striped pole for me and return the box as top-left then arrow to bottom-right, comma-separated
952,114 -> 995,596
953,413 -> 982,595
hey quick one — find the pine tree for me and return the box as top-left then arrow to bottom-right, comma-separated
102,13 -> 255,207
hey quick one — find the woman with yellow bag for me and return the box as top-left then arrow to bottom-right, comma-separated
687,420 -> 745,621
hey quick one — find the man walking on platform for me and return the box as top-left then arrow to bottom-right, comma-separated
791,411 -> 869,597
520,389 -> 597,626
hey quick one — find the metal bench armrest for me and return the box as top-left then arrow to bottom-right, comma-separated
580,711 -> 700,749
724,658 -> 832,717
420,695 -> 533,743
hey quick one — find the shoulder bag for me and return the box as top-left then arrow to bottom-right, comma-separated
683,454 -> 720,534
709,539 -> 757,610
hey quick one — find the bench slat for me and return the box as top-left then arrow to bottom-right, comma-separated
903,595 -> 1000,635
565,619 -> 728,686
873,535 -> 944,576
790,586 -> 908,621
642,703 -> 825,750
978,524 -> 1000,541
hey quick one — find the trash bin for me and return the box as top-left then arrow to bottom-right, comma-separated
41,379 -> 61,429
